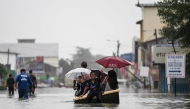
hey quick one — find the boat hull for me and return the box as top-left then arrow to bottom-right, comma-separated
73,89 -> 119,104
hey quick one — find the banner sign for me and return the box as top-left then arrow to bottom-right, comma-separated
165,54 -> 186,78
152,46 -> 189,63
120,53 -> 133,62
18,56 -> 44,72
140,66 -> 149,77
36,56 -> 44,71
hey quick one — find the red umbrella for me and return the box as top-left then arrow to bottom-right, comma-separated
96,56 -> 132,68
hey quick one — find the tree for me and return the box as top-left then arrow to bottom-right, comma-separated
59,47 -> 104,83
71,47 -> 104,69
0,63 -> 8,79
156,0 -> 190,72
156,0 -> 190,47
58,59 -> 73,83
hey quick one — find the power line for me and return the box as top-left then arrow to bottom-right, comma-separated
120,46 -> 131,53
146,34 -> 154,41
0,40 -> 116,53
120,44 -> 132,48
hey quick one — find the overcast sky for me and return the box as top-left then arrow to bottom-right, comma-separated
0,0 -> 159,60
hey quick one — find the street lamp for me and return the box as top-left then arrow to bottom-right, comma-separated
106,39 -> 121,77
167,39 -> 177,96
106,39 -> 120,57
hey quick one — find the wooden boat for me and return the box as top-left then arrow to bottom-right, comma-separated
73,89 -> 119,103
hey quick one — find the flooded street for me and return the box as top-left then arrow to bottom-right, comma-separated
0,0 -> 189,108
0,87 -> 190,109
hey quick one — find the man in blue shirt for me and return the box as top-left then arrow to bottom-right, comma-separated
14,69 -> 33,99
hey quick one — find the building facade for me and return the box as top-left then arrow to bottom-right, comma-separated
0,51 -> 18,70
0,39 -> 59,81
136,3 -> 190,93
136,3 -> 165,42
136,3 -> 168,90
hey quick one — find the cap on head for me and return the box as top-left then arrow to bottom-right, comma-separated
81,61 -> 87,68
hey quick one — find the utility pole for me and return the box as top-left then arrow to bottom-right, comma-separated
154,29 -> 158,44
117,40 -> 120,57
7,49 -> 9,65
167,40 -> 177,96
113,52 -> 116,56
107,39 -> 120,77
172,41 -> 177,96
116,40 -> 120,78
113,52 -> 116,71
6,49 -> 11,70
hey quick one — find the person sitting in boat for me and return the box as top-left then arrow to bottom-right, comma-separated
99,70 -> 108,93
75,74 -> 90,97
104,70 -> 118,91
80,71 -> 104,103
73,61 -> 88,90
75,76 -> 83,96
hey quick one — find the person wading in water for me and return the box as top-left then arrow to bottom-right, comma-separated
29,70 -> 37,95
14,69 -> 33,99
6,74 -> 15,95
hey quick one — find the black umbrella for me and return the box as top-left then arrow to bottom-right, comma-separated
90,69 -> 107,78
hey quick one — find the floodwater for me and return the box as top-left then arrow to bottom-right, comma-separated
0,87 -> 190,109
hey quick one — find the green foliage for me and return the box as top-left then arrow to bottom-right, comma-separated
71,47 -> 104,69
58,47 -> 104,83
58,59 -> 73,83
59,59 -> 73,74
0,63 -> 8,79
156,0 -> 190,47
156,0 -> 190,73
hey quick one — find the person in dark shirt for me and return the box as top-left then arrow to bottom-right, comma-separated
80,71 -> 103,103
73,61 -> 87,90
75,74 -> 90,97
6,74 -> 15,95
108,70 -> 118,90
29,70 -> 37,95
75,76 -> 83,96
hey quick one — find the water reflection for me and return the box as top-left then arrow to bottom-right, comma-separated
74,103 -> 119,108
0,87 -> 190,109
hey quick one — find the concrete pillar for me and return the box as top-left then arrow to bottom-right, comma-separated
160,64 -> 168,93
167,77 -> 171,93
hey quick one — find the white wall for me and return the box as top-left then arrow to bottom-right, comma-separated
0,43 -> 58,57
44,57 -> 59,68
0,53 -> 16,70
